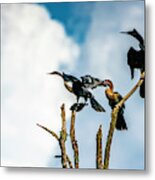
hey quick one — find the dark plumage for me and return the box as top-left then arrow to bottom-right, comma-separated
80,75 -> 103,89
121,29 -> 144,48
140,80 -> 145,98
102,79 -> 127,130
48,71 -> 105,112
70,103 -> 88,112
121,28 -> 145,98
127,47 -> 144,79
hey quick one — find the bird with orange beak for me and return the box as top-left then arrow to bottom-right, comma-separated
101,79 -> 127,130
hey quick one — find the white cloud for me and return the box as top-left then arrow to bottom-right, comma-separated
1,4 -> 80,167
83,2 -> 144,81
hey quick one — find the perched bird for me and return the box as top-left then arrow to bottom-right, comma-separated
121,28 -> 145,98
101,79 -> 127,130
48,71 -> 105,112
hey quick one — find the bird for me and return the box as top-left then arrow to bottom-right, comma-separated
48,71 -> 105,112
101,79 -> 127,130
121,28 -> 145,98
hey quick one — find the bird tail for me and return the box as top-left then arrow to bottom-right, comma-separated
116,110 -> 128,130
90,97 -> 105,112
139,80 -> 145,98
130,67 -> 134,79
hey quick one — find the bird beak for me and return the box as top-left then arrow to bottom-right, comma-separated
98,81 -> 106,87
120,31 -> 128,34
102,81 -> 107,87
47,72 -> 55,75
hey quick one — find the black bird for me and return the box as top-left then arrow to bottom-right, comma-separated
101,79 -> 127,130
121,28 -> 145,98
140,79 -> 145,98
48,71 -> 105,112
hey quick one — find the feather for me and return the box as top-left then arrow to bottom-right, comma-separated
81,75 -> 102,89
90,96 -> 105,112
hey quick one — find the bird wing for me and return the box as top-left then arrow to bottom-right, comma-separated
80,75 -> 103,89
127,47 -> 144,79
115,92 -> 125,109
108,92 -> 125,109
62,72 -> 79,82
90,96 -> 105,112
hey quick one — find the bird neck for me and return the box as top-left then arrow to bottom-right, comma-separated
54,71 -> 63,78
64,82 -> 73,93
105,79 -> 117,99
135,33 -> 144,46
105,88 -> 114,100
106,80 -> 114,91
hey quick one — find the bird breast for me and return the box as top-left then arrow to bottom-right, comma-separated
105,89 -> 115,100
64,81 -> 73,93
105,89 -> 119,102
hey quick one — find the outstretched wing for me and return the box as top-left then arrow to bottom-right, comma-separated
81,75 -> 102,89
90,96 -> 105,112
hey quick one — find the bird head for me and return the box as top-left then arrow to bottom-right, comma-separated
47,71 -> 62,77
120,28 -> 139,37
101,79 -> 113,89
47,71 -> 59,75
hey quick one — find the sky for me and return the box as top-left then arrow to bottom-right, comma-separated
1,0 -> 145,169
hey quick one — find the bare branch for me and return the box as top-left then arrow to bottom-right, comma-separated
70,111 -> 79,168
61,104 -> 66,131
66,155 -> 73,168
37,104 -> 73,169
103,72 -> 145,169
59,104 -> 68,168
36,123 -> 59,140
96,125 -> 103,169
117,72 -> 145,108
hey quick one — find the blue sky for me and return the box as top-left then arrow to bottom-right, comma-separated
1,0 -> 144,170
39,2 -> 95,43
